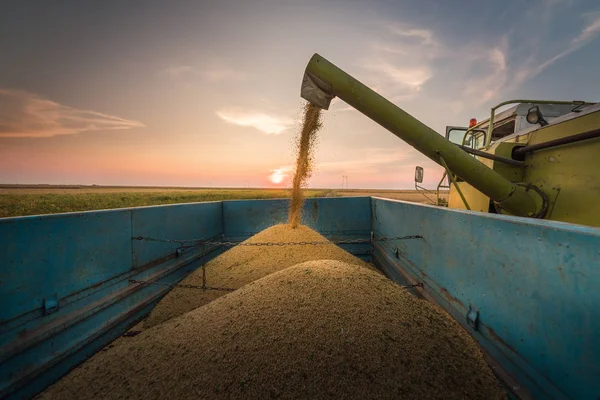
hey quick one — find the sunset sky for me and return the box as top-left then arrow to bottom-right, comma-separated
1,0 -> 599,189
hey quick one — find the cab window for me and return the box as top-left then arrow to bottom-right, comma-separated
446,127 -> 467,145
467,131 -> 486,149
445,126 -> 486,149
490,119 -> 516,141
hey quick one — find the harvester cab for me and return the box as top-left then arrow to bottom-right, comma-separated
423,100 -> 596,210
300,53 -> 600,228
446,101 -> 590,150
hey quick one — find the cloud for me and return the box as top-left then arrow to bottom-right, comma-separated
384,24 -> 436,46
216,108 -> 295,134
488,48 -> 507,71
452,8 -> 599,108
362,22 -> 441,101
373,43 -> 409,56
363,62 -> 432,92
162,58 -> 246,82
0,89 -> 144,138
461,41 -> 510,105
370,5 -> 600,111
509,13 -> 600,90
574,15 -> 600,43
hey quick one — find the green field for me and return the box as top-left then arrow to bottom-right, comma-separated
0,186 -> 444,218
0,188 -> 331,218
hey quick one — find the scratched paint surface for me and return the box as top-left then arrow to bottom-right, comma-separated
372,197 -> 600,400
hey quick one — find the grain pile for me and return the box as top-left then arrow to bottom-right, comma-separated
38,260 -> 505,400
288,102 -> 322,227
143,224 -> 371,328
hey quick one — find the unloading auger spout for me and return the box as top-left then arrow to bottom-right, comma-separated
300,53 -> 547,218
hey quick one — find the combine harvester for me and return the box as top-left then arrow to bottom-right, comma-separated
1,54 -> 599,399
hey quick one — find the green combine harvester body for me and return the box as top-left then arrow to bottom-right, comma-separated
301,53 -> 600,228
443,100 -> 600,227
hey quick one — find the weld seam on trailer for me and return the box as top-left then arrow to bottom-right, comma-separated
0,246 -> 218,365
373,241 -> 570,400
0,289 -> 166,398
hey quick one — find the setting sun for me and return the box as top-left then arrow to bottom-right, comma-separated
268,168 -> 286,184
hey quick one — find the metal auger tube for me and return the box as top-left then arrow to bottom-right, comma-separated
300,53 -> 547,218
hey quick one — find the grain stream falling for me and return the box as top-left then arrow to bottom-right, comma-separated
288,102 -> 322,228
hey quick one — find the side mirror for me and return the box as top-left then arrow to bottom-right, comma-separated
415,166 -> 424,183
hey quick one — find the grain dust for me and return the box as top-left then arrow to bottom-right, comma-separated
143,223 -> 371,328
288,102 -> 322,228
38,260 -> 506,400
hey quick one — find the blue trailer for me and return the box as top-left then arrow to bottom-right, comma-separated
1,196 -> 599,399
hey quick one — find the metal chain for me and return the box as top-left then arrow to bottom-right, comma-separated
132,235 -> 422,247
129,234 -> 423,293
130,279 -> 423,293
129,279 -> 235,292
401,283 -> 424,290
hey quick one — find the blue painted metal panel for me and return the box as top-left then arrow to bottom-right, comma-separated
0,210 -> 132,326
222,197 -> 371,238
371,197 -> 600,400
10,301 -> 156,400
3,196 -> 598,400
222,198 -> 288,237
222,197 -> 372,259
0,202 -> 225,399
131,202 -> 223,268
1,250 -> 221,399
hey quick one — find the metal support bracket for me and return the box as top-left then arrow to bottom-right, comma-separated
467,305 -> 480,330
438,154 -> 471,210
43,295 -> 59,315
436,170 -> 449,206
